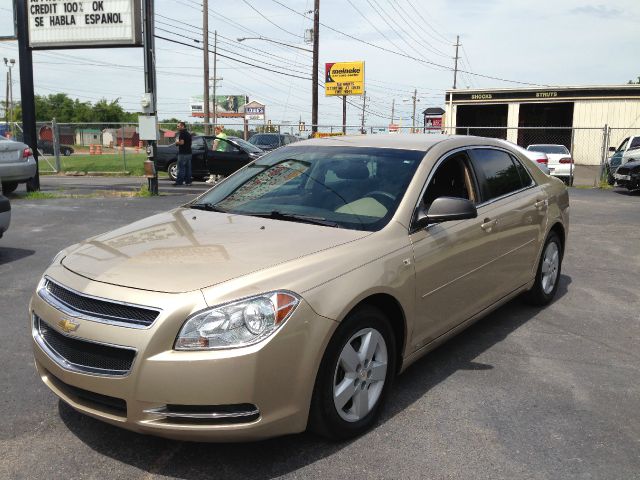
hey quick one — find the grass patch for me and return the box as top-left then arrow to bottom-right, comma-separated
39,153 -> 148,176
23,191 -> 64,199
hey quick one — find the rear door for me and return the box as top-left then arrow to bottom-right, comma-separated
467,147 -> 546,293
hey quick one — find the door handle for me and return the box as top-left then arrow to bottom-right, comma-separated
480,218 -> 498,232
534,199 -> 548,211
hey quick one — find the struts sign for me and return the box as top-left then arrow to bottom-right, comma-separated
325,61 -> 365,96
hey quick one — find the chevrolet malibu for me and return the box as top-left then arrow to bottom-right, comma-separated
30,135 -> 569,441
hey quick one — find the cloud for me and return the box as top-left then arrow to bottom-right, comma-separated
570,5 -> 623,18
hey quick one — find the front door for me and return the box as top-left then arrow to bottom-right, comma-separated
410,151 -> 501,350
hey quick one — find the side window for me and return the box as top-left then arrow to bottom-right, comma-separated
220,140 -> 240,152
629,137 -> 640,151
422,152 -> 477,210
192,137 -> 205,150
511,155 -> 533,189
468,149 -> 526,202
617,137 -> 629,152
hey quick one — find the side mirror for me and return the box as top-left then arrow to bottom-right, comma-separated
413,197 -> 477,230
609,146 -> 616,153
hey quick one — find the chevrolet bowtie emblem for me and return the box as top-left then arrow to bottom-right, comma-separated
58,319 -> 79,333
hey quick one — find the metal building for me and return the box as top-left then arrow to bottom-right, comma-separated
443,85 -> 640,165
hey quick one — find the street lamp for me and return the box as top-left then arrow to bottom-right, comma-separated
236,37 -> 313,53
4,58 -> 15,136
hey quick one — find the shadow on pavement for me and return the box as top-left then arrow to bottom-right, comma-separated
60,275 -> 571,480
0,247 -> 35,265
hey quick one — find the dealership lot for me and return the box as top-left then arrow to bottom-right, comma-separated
1,188 -> 638,479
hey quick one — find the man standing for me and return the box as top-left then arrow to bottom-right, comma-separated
206,125 -> 227,184
174,121 -> 192,186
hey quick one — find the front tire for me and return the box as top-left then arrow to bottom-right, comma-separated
309,305 -> 396,440
167,162 -> 178,181
63,148 -> 72,156
524,231 -> 562,306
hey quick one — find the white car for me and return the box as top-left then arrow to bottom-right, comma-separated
0,181 -> 10,238
499,141 -> 551,175
527,144 -> 574,185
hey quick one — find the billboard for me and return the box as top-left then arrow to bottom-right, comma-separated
191,95 -> 248,118
325,61 -> 365,96
27,0 -> 142,49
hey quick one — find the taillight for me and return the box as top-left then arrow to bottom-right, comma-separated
23,148 -> 32,158
536,158 -> 548,164
559,157 -> 573,164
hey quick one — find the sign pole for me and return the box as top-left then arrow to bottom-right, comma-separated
16,0 -> 39,191
342,95 -> 346,134
142,0 -> 158,195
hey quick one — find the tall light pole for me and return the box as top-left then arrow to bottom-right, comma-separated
4,58 -> 15,136
312,0 -> 319,134
202,0 -> 210,134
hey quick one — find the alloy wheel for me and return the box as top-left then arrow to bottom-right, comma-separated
333,328 -> 388,422
541,241 -> 560,294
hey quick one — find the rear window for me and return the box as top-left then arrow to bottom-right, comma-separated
629,137 -> 640,150
527,145 -> 569,154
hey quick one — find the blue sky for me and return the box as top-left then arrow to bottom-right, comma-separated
0,0 -> 638,128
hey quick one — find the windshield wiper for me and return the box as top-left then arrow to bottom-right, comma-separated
247,210 -> 341,228
188,203 -> 230,213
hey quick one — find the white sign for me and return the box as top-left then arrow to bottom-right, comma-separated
244,101 -> 265,121
28,0 -> 141,49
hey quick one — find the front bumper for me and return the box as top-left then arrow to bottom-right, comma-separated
30,267 -> 337,442
0,156 -> 37,182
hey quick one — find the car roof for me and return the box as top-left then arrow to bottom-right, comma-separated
295,133 -> 455,151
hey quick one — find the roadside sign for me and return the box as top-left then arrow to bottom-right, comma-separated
244,101 -> 265,121
27,0 -> 142,49
388,123 -> 399,132
325,61 -> 365,96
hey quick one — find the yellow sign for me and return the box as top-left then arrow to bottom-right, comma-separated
312,132 -> 345,138
325,61 -> 365,96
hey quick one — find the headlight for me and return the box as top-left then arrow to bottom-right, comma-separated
175,291 -> 300,350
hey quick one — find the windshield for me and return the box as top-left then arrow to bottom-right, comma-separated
231,137 -> 264,154
249,134 -> 281,147
192,146 -> 424,231
527,145 -> 569,154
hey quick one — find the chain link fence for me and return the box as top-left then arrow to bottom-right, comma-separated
5,120 -> 638,187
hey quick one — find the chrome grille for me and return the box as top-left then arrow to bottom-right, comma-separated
34,315 -> 136,376
42,278 -> 159,328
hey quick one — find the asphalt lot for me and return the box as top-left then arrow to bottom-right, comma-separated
1,187 -> 639,479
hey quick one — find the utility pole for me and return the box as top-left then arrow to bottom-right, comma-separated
202,0 -> 210,134
453,35 -> 460,90
360,91 -> 367,134
212,31 -> 221,130
311,0 -> 319,134
391,98 -> 395,124
411,88 -> 418,133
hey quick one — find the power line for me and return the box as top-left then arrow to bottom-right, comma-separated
240,0 -> 302,39
154,34 -> 312,80
270,0 -> 552,87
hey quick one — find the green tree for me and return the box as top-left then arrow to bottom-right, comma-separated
628,76 -> 640,84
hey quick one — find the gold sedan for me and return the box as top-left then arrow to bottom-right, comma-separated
30,135 -> 569,441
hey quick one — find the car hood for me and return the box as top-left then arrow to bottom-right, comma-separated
61,208 -> 370,293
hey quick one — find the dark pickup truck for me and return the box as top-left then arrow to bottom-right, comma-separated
156,135 -> 264,181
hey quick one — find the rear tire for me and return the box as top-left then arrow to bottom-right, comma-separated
1,181 -> 18,194
308,305 -> 396,440
168,162 -> 178,181
524,231 -> 562,306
